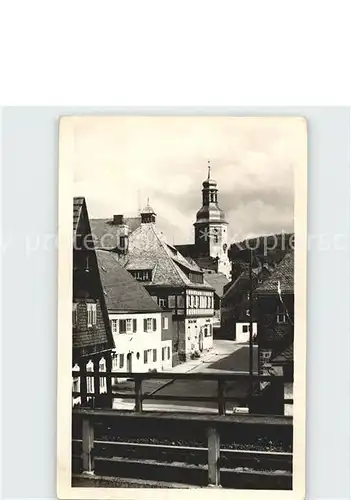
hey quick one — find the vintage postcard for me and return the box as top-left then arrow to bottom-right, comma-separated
57,116 -> 307,499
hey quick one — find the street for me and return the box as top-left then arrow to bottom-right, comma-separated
113,340 -> 259,412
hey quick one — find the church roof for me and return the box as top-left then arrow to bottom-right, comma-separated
96,249 -> 162,313
119,223 -> 214,290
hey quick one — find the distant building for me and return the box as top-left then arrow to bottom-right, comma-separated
72,197 -> 115,407
220,263 -> 271,341
91,203 -> 215,362
253,250 -> 294,416
255,250 -> 294,369
175,163 -> 231,280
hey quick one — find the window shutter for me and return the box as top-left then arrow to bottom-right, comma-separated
119,319 -> 126,333
153,318 -> 157,331
144,319 -> 147,332
133,319 -> 137,332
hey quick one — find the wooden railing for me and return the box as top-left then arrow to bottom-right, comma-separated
72,408 -> 293,488
72,371 -> 293,488
72,370 -> 293,415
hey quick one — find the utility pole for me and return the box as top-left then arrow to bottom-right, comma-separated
249,248 -> 254,394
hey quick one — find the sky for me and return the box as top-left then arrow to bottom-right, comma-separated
71,116 -> 306,244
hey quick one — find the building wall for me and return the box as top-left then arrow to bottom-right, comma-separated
235,322 -> 258,343
184,316 -> 213,353
108,311 -> 164,373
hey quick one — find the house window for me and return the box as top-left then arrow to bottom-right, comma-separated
119,354 -> 124,369
87,303 -> 97,327
162,316 -> 168,329
205,325 -> 213,337
167,346 -> 171,359
144,350 -> 148,364
158,297 -> 167,308
153,349 -> 157,362
177,295 -> 185,308
144,318 -> 156,332
72,303 -> 78,327
112,354 -> 118,370
72,364 -> 80,394
111,319 -> 118,333
162,347 -> 165,361
99,358 -> 107,393
276,306 -> 287,324
277,312 -> 287,324
126,319 -> 132,333
168,295 -> 176,308
242,324 -> 249,333
86,360 -> 94,394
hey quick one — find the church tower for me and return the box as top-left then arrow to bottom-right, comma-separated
194,161 -> 230,278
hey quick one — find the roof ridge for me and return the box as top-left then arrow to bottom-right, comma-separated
151,225 -> 187,286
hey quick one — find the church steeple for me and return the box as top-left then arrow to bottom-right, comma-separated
193,162 -> 230,278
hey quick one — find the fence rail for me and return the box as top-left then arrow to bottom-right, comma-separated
72,408 -> 293,488
72,370 -> 292,414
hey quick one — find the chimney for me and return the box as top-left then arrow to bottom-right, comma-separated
112,214 -> 129,254
113,214 -> 124,225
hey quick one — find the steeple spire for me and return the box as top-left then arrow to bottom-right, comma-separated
207,160 -> 211,180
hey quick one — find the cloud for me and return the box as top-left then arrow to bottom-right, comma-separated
72,117 -> 305,245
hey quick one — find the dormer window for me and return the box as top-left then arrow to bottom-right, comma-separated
130,269 -> 152,282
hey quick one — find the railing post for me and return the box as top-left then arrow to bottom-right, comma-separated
135,376 -> 142,412
207,426 -> 220,487
78,361 -> 88,406
82,417 -> 94,474
105,353 -> 113,409
217,380 -> 225,415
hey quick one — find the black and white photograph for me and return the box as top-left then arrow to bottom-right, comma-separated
57,116 -> 307,498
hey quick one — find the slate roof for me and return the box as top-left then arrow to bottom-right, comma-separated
255,250 -> 294,294
72,197 -> 115,358
96,249 -> 162,313
119,223 -> 214,290
222,267 -> 261,301
203,272 -> 229,298
90,216 -> 142,249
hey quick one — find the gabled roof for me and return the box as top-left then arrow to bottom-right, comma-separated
222,267 -> 261,301
120,223 -> 213,290
255,251 -> 294,294
73,197 -> 84,235
96,249 -> 162,313
72,197 -> 115,358
90,216 -> 142,249
203,272 -> 229,298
